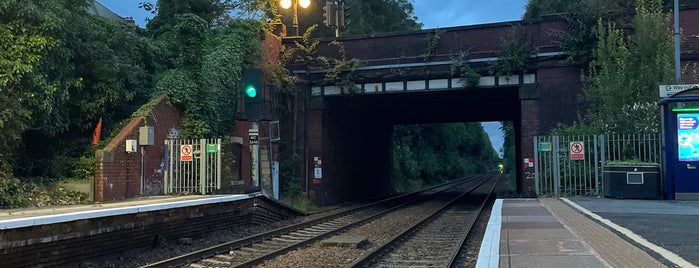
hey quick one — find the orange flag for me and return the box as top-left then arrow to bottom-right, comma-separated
92,117 -> 102,145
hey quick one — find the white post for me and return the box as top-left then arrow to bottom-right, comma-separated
251,122 -> 260,187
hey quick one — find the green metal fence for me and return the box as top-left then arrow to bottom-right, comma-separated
534,133 -> 661,197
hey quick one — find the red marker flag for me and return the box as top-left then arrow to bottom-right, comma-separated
92,117 -> 102,145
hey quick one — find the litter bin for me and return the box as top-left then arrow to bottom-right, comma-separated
603,165 -> 660,199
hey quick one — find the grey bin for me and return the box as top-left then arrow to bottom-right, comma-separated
603,165 -> 660,199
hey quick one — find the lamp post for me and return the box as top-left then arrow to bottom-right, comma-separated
280,0 -> 310,37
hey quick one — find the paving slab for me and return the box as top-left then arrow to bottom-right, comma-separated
503,215 -> 558,223
507,255 -> 607,268
507,239 -> 588,255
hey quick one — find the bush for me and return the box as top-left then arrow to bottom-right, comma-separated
0,177 -> 27,208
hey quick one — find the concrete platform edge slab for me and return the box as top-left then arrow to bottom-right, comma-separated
476,199 -> 502,268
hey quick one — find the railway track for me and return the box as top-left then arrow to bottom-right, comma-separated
141,175 -> 487,268
347,173 -> 500,267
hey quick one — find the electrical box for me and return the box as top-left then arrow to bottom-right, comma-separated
126,139 -> 138,153
139,126 -> 154,145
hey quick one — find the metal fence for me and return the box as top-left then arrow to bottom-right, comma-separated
534,133 -> 661,197
164,138 -> 222,194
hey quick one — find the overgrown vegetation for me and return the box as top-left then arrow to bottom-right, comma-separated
0,0 -> 263,208
553,0 -> 674,134
278,154 -> 317,211
489,28 -> 536,76
450,52 -> 481,88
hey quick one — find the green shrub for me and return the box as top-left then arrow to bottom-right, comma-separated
0,177 -> 27,208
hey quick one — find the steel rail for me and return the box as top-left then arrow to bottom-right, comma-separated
140,175 -> 479,268
345,173 -> 500,268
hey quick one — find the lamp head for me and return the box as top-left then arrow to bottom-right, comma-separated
280,0 -> 292,9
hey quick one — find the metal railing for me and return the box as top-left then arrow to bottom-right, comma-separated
164,138 -> 222,194
534,133 -> 661,197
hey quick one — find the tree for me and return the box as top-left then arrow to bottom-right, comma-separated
565,0 -> 674,134
392,123 -> 498,191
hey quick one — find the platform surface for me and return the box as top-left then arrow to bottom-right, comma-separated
0,193 -> 256,230
477,198 -> 699,268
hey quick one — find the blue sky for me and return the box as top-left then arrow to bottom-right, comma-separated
98,0 -> 528,156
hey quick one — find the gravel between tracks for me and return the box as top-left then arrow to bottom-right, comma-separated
73,206 -> 349,268
74,188 -> 497,268
256,196 -> 462,267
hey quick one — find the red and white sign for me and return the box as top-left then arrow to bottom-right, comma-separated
181,144 -> 193,161
523,158 -> 534,168
569,141 -> 585,160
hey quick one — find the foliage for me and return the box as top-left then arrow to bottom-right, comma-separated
270,42 -> 298,95
289,25 -> 360,93
574,0 -> 673,134
279,154 -> 302,198
2,0 -> 153,180
392,123 -> 499,189
523,0 -> 699,65
279,154 -> 317,211
0,177 -> 27,208
318,41 -> 361,93
423,29 -> 443,58
450,52 -> 481,88
500,121 -> 517,191
24,185 -> 90,207
489,28 -> 536,76
154,16 -> 262,137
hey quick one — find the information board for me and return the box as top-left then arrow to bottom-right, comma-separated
678,113 -> 699,161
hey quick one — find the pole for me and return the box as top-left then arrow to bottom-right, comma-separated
292,0 -> 299,37
674,0 -> 681,83
334,1 -> 339,38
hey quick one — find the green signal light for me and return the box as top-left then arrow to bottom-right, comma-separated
245,85 -> 257,98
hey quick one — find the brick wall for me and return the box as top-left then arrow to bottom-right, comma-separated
94,96 -> 182,202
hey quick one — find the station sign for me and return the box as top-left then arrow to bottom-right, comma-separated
538,142 -> 552,152
659,84 -> 699,98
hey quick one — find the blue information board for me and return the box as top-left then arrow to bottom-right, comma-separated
677,113 -> 699,161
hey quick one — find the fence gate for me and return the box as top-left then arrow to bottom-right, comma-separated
164,138 -> 222,194
534,134 -> 661,197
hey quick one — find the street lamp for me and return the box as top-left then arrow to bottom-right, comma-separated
281,0 -> 310,37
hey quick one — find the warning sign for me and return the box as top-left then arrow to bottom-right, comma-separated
569,141 -> 585,160
181,144 -> 193,161
313,156 -> 322,184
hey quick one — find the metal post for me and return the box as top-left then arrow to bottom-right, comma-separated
534,136 -> 540,195
216,138 -> 222,189
594,135 -> 599,196
600,135 -> 606,196
334,1 -> 339,37
200,139 -> 206,194
251,122 -> 260,187
674,0 -> 681,83
552,136 -> 561,197
292,0 -> 299,37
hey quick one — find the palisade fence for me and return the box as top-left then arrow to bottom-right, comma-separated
164,138 -> 222,194
534,133 -> 661,197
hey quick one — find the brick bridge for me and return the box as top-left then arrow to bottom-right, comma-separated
281,8 -> 699,205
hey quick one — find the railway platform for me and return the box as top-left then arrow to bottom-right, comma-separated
0,193 -> 256,230
477,197 -> 699,268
